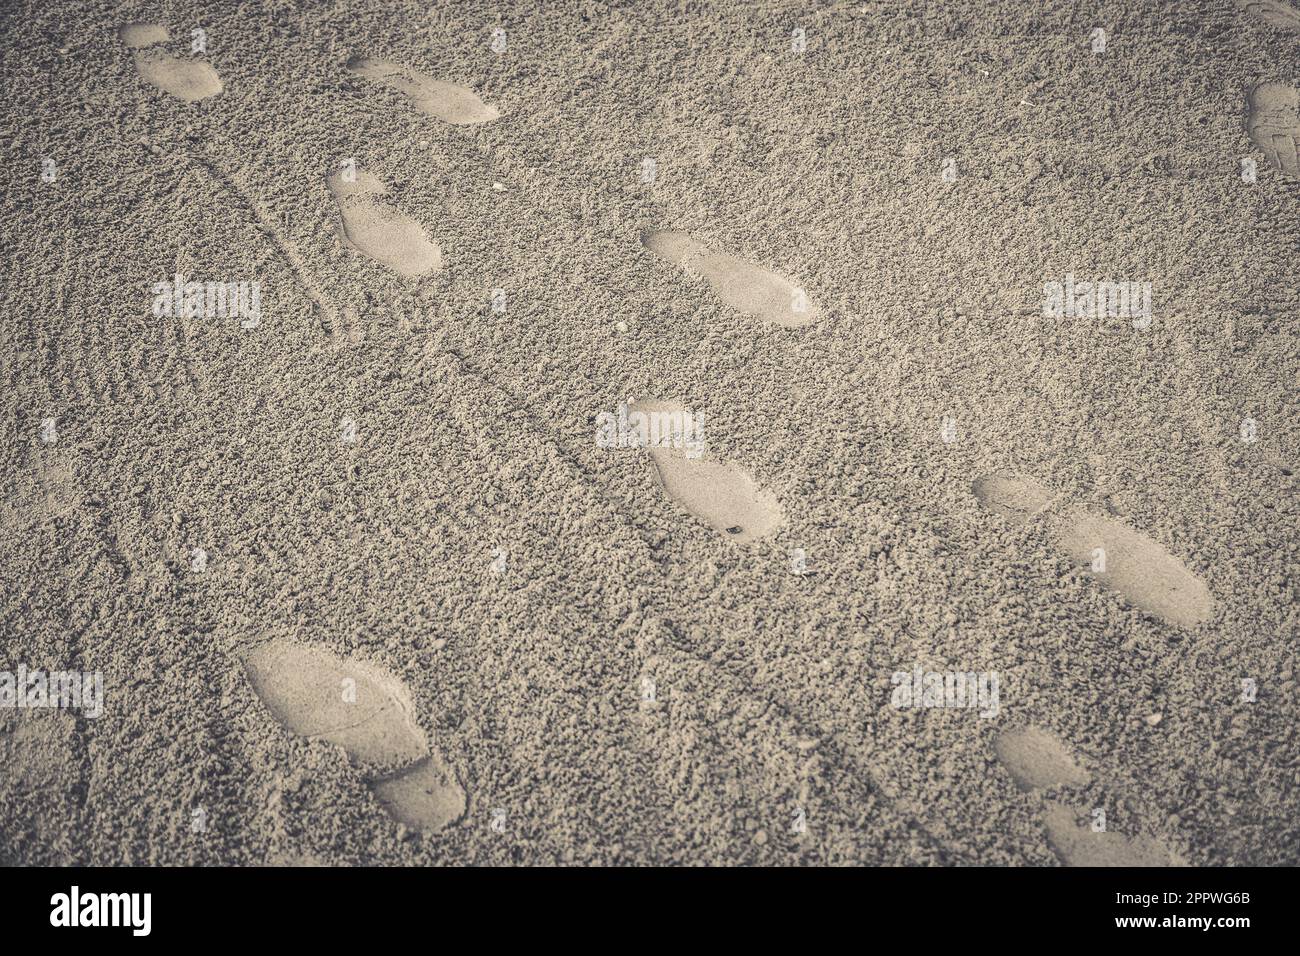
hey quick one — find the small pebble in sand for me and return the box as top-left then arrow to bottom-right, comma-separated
418,140 -> 429,148
492,182 -> 505,192
615,320 -> 629,332
1145,713 -> 1163,727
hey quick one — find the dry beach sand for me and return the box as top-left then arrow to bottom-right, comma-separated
1,0 -> 1298,866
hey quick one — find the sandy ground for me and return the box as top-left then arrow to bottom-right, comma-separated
1,0 -> 1297,866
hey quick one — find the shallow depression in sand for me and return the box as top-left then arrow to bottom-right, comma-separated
118,22 -> 169,48
326,168 -> 441,278
347,56 -> 500,124
1236,0 -> 1300,32
994,726 -> 1091,793
244,640 -> 465,831
1246,80 -> 1300,178
973,473 -> 1213,627
1041,800 -> 1180,867
630,399 -> 784,544
132,49 -> 222,102
641,229 -> 819,328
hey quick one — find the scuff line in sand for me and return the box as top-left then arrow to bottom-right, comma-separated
177,148 -> 339,333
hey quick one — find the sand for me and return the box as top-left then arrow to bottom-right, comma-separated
1,0 -> 1297,866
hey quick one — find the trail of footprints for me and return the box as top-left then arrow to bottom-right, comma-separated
118,23 -> 222,102
995,726 -> 1181,866
103,7 -> 1289,845
972,474 -> 1213,627
243,640 -> 465,833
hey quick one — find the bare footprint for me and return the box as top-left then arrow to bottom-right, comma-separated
244,640 -> 465,832
121,22 -> 222,102
995,726 -> 1180,866
629,399 -> 784,544
326,168 -> 441,278
1236,0 -> 1300,32
1246,80 -> 1300,179
641,229 -> 819,329
973,473 -> 1213,627
993,725 -> 1091,793
1041,800 -> 1181,866
346,56 -> 500,124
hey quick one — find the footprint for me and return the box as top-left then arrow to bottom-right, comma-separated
993,725 -> 1091,793
995,726 -> 1180,866
0,712 -> 81,863
118,22 -> 170,48
244,639 -> 465,832
1236,0 -> 1300,31
1245,80 -> 1300,179
629,399 -> 784,544
121,22 -> 222,103
346,57 -> 499,124
641,229 -> 819,329
326,168 -> 441,278
371,757 -> 466,832
973,473 -> 1214,627
1041,801 -> 1181,867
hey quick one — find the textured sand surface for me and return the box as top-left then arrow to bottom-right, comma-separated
1,0 -> 1298,866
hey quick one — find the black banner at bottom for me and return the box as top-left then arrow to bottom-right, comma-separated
0,865 -> 1285,943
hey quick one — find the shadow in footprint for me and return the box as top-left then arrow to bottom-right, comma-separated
641,229 -> 819,329
244,639 -> 465,832
1246,80 -> 1300,179
327,168 -> 441,278
347,56 -> 499,125
995,726 -> 1180,866
629,398 -> 784,545
973,473 -> 1213,627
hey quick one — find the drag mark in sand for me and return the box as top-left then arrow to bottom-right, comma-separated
629,399 -> 784,544
973,473 -> 1214,627
995,726 -> 1181,866
182,150 -> 338,331
1246,81 -> 1300,179
244,640 -> 466,832
1236,0 -> 1300,31
641,229 -> 819,328
119,23 -> 222,102
347,57 -> 500,124
327,167 -> 442,279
